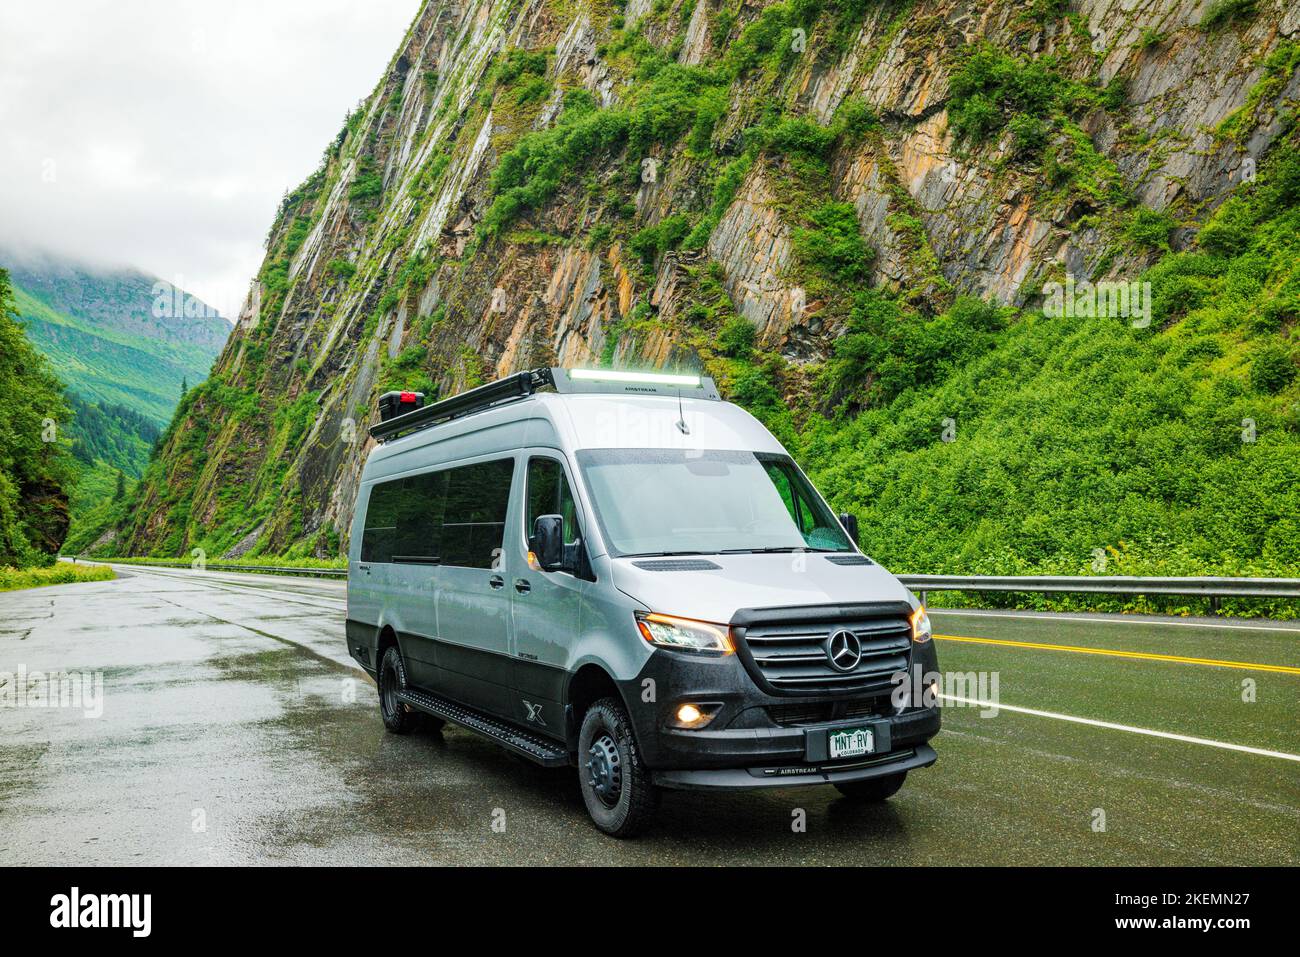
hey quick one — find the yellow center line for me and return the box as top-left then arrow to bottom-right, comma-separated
934,634 -> 1300,675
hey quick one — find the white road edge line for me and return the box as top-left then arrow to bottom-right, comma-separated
931,609 -> 1300,633
939,694 -> 1300,763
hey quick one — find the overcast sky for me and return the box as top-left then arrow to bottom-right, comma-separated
0,0 -> 422,319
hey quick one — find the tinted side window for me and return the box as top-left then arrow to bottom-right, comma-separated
440,459 -> 515,569
361,481 -> 400,562
393,471 -> 446,561
763,460 -> 815,535
361,473 -> 447,563
526,457 -> 579,545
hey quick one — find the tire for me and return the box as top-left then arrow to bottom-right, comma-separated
834,770 -> 907,802
577,696 -> 658,838
378,645 -> 426,734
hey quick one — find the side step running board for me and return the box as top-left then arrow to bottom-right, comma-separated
396,688 -> 571,767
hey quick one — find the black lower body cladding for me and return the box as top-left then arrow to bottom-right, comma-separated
617,636 -> 941,786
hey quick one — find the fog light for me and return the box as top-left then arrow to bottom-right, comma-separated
669,702 -> 721,729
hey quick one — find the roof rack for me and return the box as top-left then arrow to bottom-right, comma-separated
370,368 -> 553,442
370,366 -> 719,443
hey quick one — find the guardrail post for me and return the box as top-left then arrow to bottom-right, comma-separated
1210,595 -> 1221,616
920,590 -> 928,607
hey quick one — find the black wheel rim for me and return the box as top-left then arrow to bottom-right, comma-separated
585,732 -> 623,808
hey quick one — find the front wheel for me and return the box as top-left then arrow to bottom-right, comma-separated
577,697 -> 658,838
834,770 -> 907,802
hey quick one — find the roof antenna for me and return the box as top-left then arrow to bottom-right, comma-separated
675,387 -> 690,435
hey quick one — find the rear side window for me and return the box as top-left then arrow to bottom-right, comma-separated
360,458 -> 514,568
361,472 -> 445,563
361,480 -> 398,562
525,457 -> 580,545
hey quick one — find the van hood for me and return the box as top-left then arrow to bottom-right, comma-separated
609,553 -> 915,623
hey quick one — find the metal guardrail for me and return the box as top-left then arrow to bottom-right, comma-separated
81,561 -> 1300,603
90,559 -> 347,579
897,574 -> 1300,604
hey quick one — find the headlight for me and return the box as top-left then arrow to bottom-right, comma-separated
636,612 -> 734,655
910,605 -> 932,643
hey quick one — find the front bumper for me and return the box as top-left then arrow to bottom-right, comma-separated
654,743 -> 937,791
618,637 -> 941,790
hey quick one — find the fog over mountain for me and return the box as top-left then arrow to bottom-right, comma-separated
0,0 -> 422,319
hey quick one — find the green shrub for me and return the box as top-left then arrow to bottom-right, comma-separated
833,97 -> 881,144
758,115 -> 840,158
1125,207 -> 1178,251
584,224 -> 613,250
1250,345 -> 1295,394
1021,0 -> 1068,24
496,47 -> 548,86
711,8 -> 736,41
349,159 -> 384,203
630,214 -> 692,264
326,258 -> 357,280
1007,114 -> 1049,158
791,202 -> 874,284
718,316 -> 757,357
1200,0 -> 1258,31
1136,27 -> 1165,49
947,45 -> 1062,144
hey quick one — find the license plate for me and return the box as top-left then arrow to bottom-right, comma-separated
829,726 -> 875,759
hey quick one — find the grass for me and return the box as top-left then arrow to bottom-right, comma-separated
1,563 -> 116,591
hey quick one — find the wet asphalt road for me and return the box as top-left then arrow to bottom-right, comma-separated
0,565 -> 1296,865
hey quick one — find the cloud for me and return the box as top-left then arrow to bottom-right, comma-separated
0,0 -> 422,318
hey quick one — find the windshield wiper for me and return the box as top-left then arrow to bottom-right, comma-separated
624,550 -> 718,558
719,546 -> 838,554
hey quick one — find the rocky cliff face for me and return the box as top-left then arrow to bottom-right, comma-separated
115,0 -> 1300,560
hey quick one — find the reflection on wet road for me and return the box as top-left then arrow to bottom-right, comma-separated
1,566 -> 1296,864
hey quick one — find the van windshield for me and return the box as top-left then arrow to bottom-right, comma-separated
575,449 -> 853,557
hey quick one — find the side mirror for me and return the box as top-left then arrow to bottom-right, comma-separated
838,512 -> 860,547
530,514 -> 565,570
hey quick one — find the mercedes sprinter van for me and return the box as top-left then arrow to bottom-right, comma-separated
346,367 -> 940,836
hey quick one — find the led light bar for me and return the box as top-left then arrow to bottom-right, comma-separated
568,368 -> 702,387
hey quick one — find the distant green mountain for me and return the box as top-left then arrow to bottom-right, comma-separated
0,249 -> 231,553
3,253 -> 230,427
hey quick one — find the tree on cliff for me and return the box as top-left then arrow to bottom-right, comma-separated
0,268 -> 76,566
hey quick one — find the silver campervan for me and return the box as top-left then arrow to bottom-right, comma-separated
346,367 -> 940,836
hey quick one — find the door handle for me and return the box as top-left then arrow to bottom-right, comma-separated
358,564 -> 371,575
489,574 -> 505,589
514,578 -> 531,594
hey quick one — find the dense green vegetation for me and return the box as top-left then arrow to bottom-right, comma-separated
0,561 -> 115,592
1,256 -> 228,553
4,263 -> 227,426
0,269 -> 78,567
755,124 -> 1300,616
65,396 -> 160,476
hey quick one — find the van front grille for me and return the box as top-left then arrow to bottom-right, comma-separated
768,695 -> 893,726
734,607 -> 913,696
